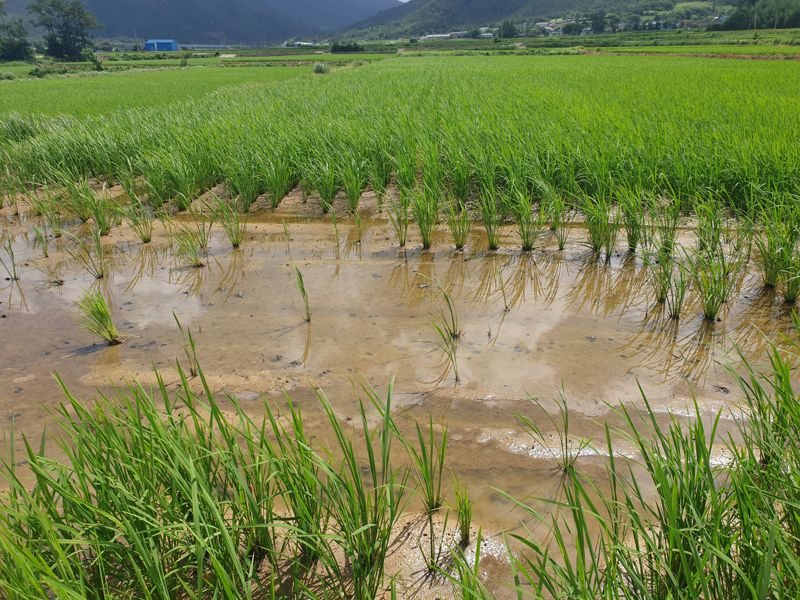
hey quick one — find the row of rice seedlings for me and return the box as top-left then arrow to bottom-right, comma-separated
581,193 -> 619,263
75,289 -> 122,345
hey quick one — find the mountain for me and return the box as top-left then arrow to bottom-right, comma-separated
3,0 -> 402,43
269,0 -> 400,31
346,0 -> 723,37
347,0 -> 586,36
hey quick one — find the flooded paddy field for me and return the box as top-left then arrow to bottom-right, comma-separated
1,52 -> 799,598
2,189 -> 795,516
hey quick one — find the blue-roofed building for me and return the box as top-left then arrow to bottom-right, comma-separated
144,39 -> 179,52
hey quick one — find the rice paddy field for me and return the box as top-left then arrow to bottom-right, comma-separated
1,53 -> 800,598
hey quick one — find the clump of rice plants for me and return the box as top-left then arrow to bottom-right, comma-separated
454,478 -> 472,547
294,266 -> 311,322
173,212 -> 213,267
412,185 -> 438,250
340,152 -> 368,215
619,188 -> 645,252
75,289 -> 122,345
64,180 -> 120,236
446,197 -> 471,251
64,229 -> 107,279
753,202 -> 799,290
318,383 -> 408,600
368,144 -> 393,207
689,245 -> 743,321
645,194 -> 682,259
124,201 -> 154,243
666,262 -> 689,319
311,158 -> 338,214
388,190 -> 411,247
511,183 -> 544,252
479,183 -> 502,251
211,195 -> 247,249
265,155 -> 295,210
581,194 -> 618,262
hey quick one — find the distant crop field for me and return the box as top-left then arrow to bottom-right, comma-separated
0,65 -> 308,117
599,44 -> 800,56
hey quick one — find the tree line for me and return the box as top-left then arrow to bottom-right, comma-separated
0,0 -> 100,61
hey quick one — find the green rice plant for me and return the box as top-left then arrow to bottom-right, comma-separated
442,530 -> 491,599
317,383 -> 408,600
581,194 -> 618,262
619,188 -> 645,252
446,149 -> 472,205
311,159 -> 338,214
223,152 -> 265,212
511,184 -> 544,252
394,149 -> 417,194
401,414 -> 449,571
666,261 -> 689,319
388,190 -> 411,247
0,237 -> 19,280
781,254 -> 800,304
75,289 -> 121,345
647,249 -> 673,304
645,194 -> 682,259
63,180 -> 122,236
433,288 -> 461,384
479,183 -> 502,251
64,229 -> 106,279
264,399 -> 328,571
173,226 -> 207,268
340,153 -> 368,215
547,194 -> 572,251
695,193 -> 727,254
454,478 -> 472,547
265,155 -> 295,210
367,144 -> 392,205
446,196 -> 471,251
754,205 -> 799,289
124,201 -> 154,243
40,194 -> 64,238
211,196 -> 247,249
63,179 -> 96,223
174,313 -> 199,377
294,266 -> 311,322
412,185 -> 438,250
689,246 -> 743,321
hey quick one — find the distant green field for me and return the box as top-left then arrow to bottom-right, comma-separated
103,53 -> 391,68
0,66 -> 308,117
599,44 -> 800,56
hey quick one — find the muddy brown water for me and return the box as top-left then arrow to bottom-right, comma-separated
1,189 -> 797,596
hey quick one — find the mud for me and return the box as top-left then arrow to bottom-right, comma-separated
1,188 -> 797,594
